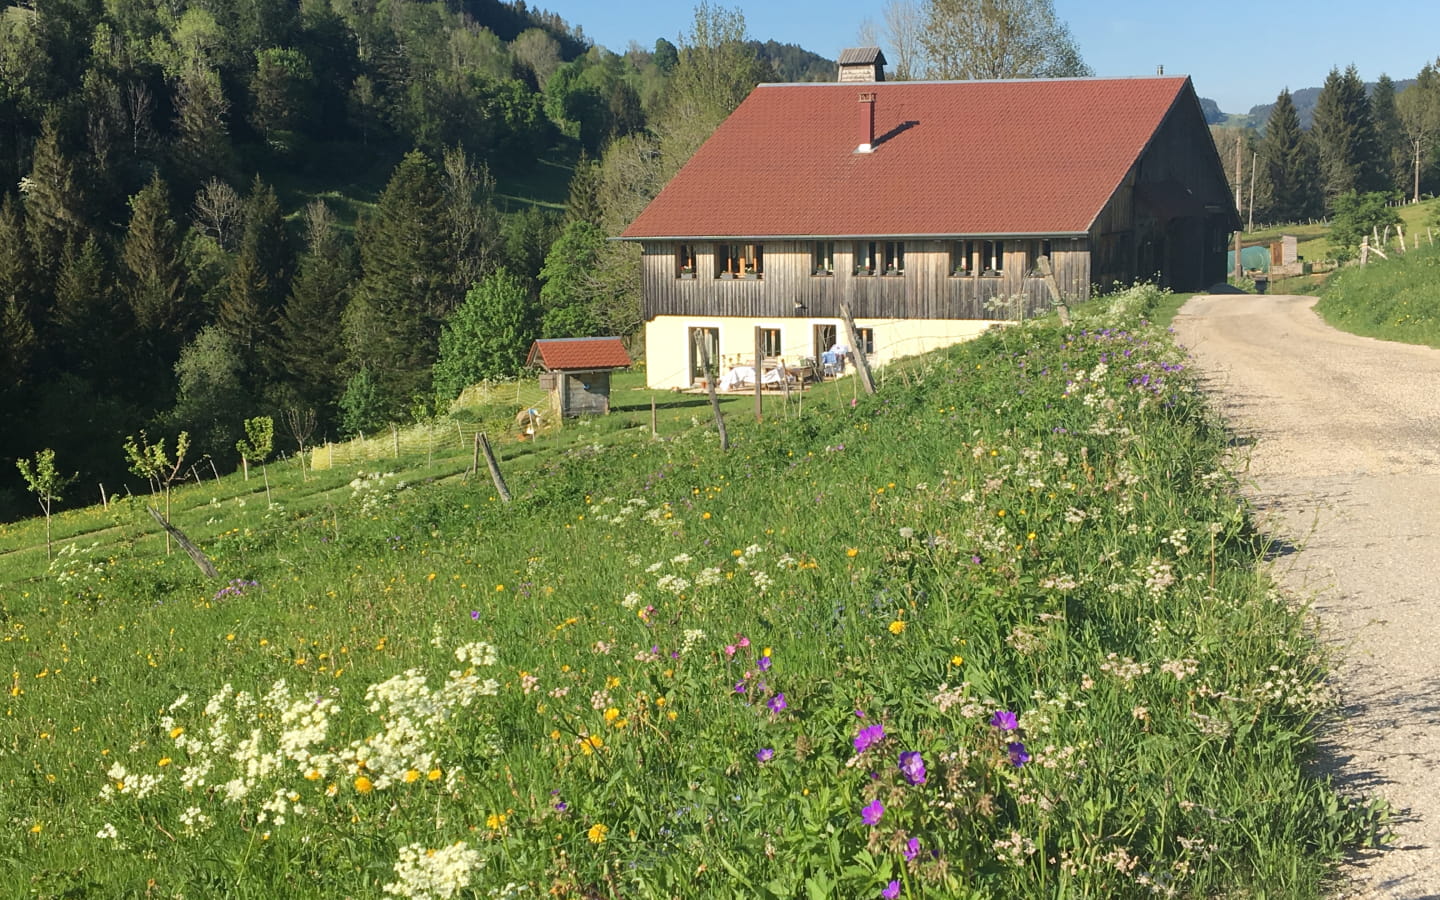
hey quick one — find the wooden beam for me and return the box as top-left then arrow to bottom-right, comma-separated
146,506 -> 219,579
1036,256 -> 1071,326
837,300 -> 876,395
694,330 -> 729,450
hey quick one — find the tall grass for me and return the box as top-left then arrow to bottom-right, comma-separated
1,285 -> 1379,898
1315,242 -> 1440,347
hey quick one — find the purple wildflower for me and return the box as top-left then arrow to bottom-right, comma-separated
898,751 -> 927,786
733,681 -> 746,694
755,748 -> 774,763
854,723 -> 886,753
881,881 -> 901,899
757,655 -> 772,671
990,709 -> 1019,731
768,693 -> 788,713
861,799 -> 885,826
470,610 -> 481,620
1007,741 -> 1030,767
904,837 -> 920,861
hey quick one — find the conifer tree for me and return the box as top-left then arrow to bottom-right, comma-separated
1312,65 -> 1386,208
1370,75 -> 1409,195
345,150 -> 453,419
172,64 -> 235,191
122,173 -> 189,343
0,195 -> 34,314
217,177 -> 292,358
21,114 -> 86,279
50,236 -> 126,380
276,201 -> 352,426
1258,89 -> 1322,224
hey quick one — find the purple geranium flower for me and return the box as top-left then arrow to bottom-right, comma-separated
755,748 -> 774,763
881,880 -> 901,899
990,709 -> 1019,731
758,655 -> 772,671
733,681 -> 746,694
1007,741 -> 1030,767
904,837 -> 921,861
767,693 -> 787,713
898,751 -> 927,786
861,799 -> 885,825
854,723 -> 886,753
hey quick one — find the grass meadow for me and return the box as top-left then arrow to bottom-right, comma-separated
1315,241 -> 1440,348
1,285 -> 1380,898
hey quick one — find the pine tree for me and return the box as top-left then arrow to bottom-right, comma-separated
172,64 -> 236,191
20,114 -> 86,280
50,236 -> 126,379
1312,65 -> 1387,209
0,195 -> 34,314
1370,75 -> 1409,195
276,202 -> 352,425
122,173 -> 188,342
1258,89 -> 1322,224
345,150 -> 453,419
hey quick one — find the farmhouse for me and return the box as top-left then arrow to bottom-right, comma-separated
621,56 -> 1240,389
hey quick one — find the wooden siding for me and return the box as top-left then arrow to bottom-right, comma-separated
641,239 -> 1090,322
557,372 -> 612,417
1089,86 -> 1236,291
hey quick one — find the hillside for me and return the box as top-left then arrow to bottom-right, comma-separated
0,286 -> 1379,896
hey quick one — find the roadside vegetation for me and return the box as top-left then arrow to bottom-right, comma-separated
1,284 -> 1381,898
1314,241 -> 1440,347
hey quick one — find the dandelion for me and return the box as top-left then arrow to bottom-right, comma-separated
888,620 -> 906,635
354,776 -> 374,794
1007,741 -> 1030,767
587,823 -> 609,844
861,799 -> 885,826
950,655 -> 964,666
854,723 -> 885,753
846,548 -> 859,558
882,881 -> 901,899
898,751 -> 927,786
990,710 -> 1019,732
755,748 -> 774,763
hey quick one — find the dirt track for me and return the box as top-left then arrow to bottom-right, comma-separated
1173,293 -> 1440,899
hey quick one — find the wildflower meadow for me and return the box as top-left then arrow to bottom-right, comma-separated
1,285 -> 1380,898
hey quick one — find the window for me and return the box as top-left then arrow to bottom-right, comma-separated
688,327 -> 719,383
812,241 -> 835,276
759,327 -> 782,357
950,240 -> 975,276
1026,240 -> 1052,276
856,327 -> 875,355
717,243 -> 763,278
853,241 -> 903,275
676,244 -> 696,278
981,240 -> 1005,276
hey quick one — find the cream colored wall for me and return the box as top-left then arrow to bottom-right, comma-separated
644,315 -> 997,389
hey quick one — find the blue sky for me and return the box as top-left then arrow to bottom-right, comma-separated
551,0 -> 1440,114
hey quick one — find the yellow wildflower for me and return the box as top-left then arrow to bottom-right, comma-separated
888,620 -> 906,635
587,823 -> 609,844
354,776 -> 374,794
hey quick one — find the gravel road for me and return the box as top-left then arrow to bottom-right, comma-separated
1173,293 -> 1440,899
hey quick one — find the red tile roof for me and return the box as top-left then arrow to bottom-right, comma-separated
622,76 -> 1195,239
526,337 -> 633,371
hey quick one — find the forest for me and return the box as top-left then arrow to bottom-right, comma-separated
3,0 -> 1439,520
0,0 -> 824,517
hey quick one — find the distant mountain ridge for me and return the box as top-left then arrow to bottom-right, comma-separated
1245,78 -> 1416,130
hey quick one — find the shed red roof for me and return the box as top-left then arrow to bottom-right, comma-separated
622,76 -> 1195,239
526,337 -> 632,371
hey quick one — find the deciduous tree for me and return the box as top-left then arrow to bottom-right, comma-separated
431,268 -> 538,401
919,0 -> 1090,81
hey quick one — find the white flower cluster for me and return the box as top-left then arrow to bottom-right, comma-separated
383,841 -> 483,900
349,470 -> 404,516
99,763 -> 164,800
48,541 -> 109,589
455,641 -> 498,668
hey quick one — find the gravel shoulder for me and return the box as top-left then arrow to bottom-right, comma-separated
1173,293 -> 1440,899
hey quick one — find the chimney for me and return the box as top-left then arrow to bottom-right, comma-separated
856,92 -> 875,154
1156,64 -> 1164,75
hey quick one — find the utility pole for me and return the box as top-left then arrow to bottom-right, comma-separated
1247,151 -> 1257,233
1233,136 -> 1244,281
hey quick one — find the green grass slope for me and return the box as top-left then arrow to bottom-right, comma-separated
0,286 -> 1379,898
1315,241 -> 1440,347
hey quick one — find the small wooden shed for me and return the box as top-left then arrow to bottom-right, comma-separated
526,337 -> 633,418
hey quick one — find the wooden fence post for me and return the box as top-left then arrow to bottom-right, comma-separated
478,433 -> 511,503
650,398 -> 658,439
694,330 -> 729,451
754,327 -> 764,422
837,300 -> 876,395
1036,256 -> 1071,326
146,506 -> 219,578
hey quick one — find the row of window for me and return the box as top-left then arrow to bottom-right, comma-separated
676,240 -> 1053,279
688,324 -> 875,381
